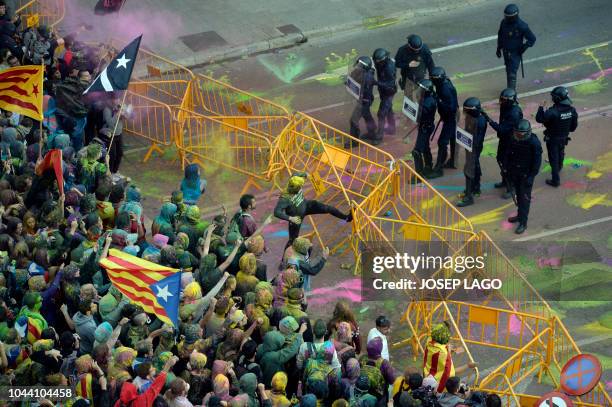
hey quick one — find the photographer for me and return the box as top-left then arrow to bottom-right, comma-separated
437,377 -> 466,407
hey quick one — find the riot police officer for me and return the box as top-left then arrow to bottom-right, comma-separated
496,4 -> 536,89
535,86 -> 578,187
346,56 -> 378,148
370,48 -> 397,145
457,97 -> 487,207
503,119 -> 542,234
428,67 -> 458,178
486,88 -> 523,199
395,34 -> 435,90
411,79 -> 437,177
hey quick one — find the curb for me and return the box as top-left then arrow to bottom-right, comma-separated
169,0 -> 488,69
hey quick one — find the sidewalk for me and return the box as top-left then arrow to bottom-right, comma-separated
61,0 -> 486,68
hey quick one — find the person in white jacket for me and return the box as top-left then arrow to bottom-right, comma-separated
367,315 -> 391,361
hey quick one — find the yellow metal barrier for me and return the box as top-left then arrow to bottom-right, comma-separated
175,107 -> 276,181
16,0 -> 65,28
122,91 -> 179,162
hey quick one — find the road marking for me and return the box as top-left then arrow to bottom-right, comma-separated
431,35 -> 498,53
512,216 -> 612,242
518,78 -> 594,98
303,101 -> 347,114
457,40 -> 611,79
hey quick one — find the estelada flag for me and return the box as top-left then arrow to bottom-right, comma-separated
35,149 -> 64,195
0,65 -> 44,120
100,249 -> 181,327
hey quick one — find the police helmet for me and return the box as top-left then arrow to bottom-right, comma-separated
513,119 -> 532,140
372,48 -> 390,63
504,3 -> 519,17
430,66 -> 446,81
407,34 -> 423,51
499,88 -> 518,103
356,56 -> 374,70
551,86 -> 572,105
418,79 -> 434,93
463,97 -> 481,117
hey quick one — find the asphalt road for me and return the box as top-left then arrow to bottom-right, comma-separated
122,0 -> 611,391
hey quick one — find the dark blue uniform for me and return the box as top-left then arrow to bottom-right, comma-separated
503,133 -> 542,226
497,17 -> 536,89
468,115 -> 488,194
394,44 -> 435,88
412,92 -> 437,175
535,103 -> 578,185
374,58 -> 398,140
349,68 -> 377,140
489,103 -> 523,190
434,78 -> 458,168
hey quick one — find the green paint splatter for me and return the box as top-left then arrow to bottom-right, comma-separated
257,54 -> 309,84
574,77 -> 608,95
600,311 -> 612,329
453,80 -> 480,94
325,49 -> 358,73
359,306 -> 370,314
481,142 -> 498,158
454,73 -> 465,79
316,76 -> 346,87
541,157 -> 591,173
363,16 -> 400,30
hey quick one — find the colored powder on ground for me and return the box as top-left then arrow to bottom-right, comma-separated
586,170 -> 603,179
480,143 -> 498,158
363,16 -> 400,30
541,157 -> 591,173
257,54 -> 309,84
468,202 -> 515,226
316,76 -> 346,86
591,150 -> 612,174
561,181 -> 587,190
574,77 -> 608,95
325,49 -> 358,73
566,193 -> 611,210
500,220 -> 514,231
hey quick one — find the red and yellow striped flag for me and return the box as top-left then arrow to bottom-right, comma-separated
423,340 -> 455,392
100,249 -> 181,326
0,66 -> 44,120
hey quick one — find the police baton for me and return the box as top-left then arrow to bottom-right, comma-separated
429,118 -> 442,142
520,54 -> 525,79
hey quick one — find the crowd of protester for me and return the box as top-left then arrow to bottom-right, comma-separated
0,7 -> 503,407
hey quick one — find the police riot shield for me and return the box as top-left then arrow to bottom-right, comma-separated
461,112 -> 477,178
345,62 -> 365,100
401,79 -> 422,123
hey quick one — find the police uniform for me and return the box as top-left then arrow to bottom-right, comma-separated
488,102 -> 523,194
503,131 -> 542,229
496,17 -> 536,89
349,65 -> 377,142
535,103 -> 578,186
464,114 -> 488,199
434,78 -> 458,170
412,91 -> 436,176
374,58 -> 398,140
395,44 -> 435,90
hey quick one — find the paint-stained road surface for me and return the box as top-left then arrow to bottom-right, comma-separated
122,0 -> 612,389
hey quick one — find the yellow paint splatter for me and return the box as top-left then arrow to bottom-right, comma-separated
592,150 -> 612,174
544,65 -> 574,73
566,193 -> 612,210
468,202 -> 515,226
586,170 -> 602,179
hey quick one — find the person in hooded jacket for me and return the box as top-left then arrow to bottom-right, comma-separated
257,324 -> 306,387
114,355 -> 178,407
180,164 -> 207,206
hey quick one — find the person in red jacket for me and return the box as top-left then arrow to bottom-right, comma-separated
114,355 -> 178,407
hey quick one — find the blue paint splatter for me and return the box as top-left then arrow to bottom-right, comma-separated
270,230 -> 289,238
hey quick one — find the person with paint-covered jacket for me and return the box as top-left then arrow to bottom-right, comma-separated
114,356 -> 178,407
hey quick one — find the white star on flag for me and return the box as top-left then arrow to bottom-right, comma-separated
156,284 -> 173,302
116,54 -> 131,69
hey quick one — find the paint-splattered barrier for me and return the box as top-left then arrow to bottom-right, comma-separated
16,0 -> 65,29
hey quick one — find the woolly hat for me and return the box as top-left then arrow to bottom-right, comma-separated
229,310 -> 246,327
271,371 -> 288,392
94,322 -> 113,345
28,275 -> 47,292
183,324 -> 201,345
279,316 -> 299,334
185,206 -> 200,223
287,175 -> 305,194
239,253 -> 257,275
189,351 -> 207,370
287,287 -> 304,301
152,233 -> 169,248
183,281 -> 202,300
23,291 -> 42,309
292,237 -> 312,255
86,143 -> 101,160
431,322 -> 451,344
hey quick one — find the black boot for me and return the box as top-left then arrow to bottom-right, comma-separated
494,181 -> 505,188
428,154 -> 445,179
515,223 -> 527,234
507,216 -> 519,223
457,179 -> 474,207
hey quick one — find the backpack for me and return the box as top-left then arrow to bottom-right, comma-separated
23,28 -> 50,65
304,350 -> 335,386
411,386 -> 442,407
228,211 -> 253,238
359,356 -> 385,399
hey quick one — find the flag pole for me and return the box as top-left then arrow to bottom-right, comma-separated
106,89 -> 128,158
38,61 -> 44,161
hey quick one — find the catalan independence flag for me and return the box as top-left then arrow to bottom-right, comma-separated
0,65 -> 44,121
100,249 -> 181,327
423,340 -> 455,392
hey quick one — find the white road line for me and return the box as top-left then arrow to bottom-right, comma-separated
303,101 -> 347,114
431,35 -> 498,53
457,40 -> 611,79
512,216 -> 612,242
518,78 -> 594,98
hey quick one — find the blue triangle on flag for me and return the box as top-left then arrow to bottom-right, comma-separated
149,271 -> 181,327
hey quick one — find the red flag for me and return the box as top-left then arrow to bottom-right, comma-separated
35,149 -> 64,195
